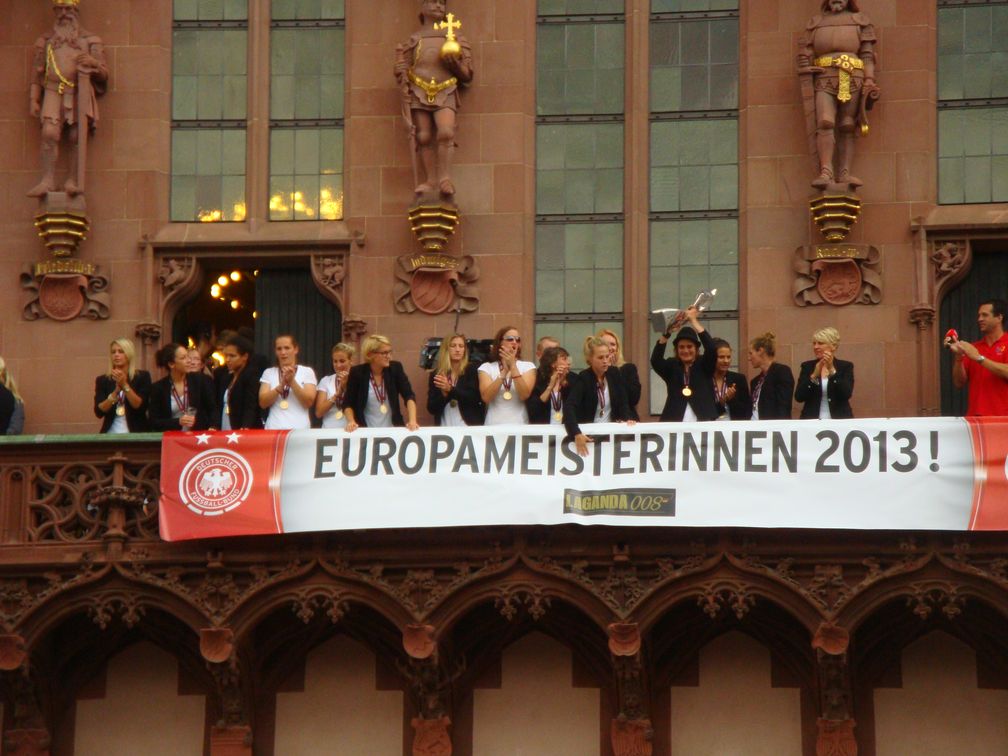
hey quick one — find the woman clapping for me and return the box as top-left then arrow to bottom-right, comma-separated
316,343 -> 355,430
479,326 -> 536,425
427,334 -> 483,426
258,334 -> 317,430
527,346 -> 571,425
94,338 -> 151,434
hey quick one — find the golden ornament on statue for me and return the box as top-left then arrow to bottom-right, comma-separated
435,13 -> 462,59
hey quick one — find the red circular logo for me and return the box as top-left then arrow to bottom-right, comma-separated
178,449 -> 253,516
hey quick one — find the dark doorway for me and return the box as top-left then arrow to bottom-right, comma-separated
172,266 -> 257,367
254,268 -> 342,379
939,246 -> 1008,416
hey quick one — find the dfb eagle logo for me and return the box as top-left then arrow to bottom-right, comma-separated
199,467 -> 233,497
179,449 -> 253,516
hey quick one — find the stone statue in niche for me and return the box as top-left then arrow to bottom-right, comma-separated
797,0 -> 879,190
394,0 -> 474,198
27,0 -> 108,198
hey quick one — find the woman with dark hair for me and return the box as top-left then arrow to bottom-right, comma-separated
527,346 -> 571,425
478,326 -> 536,425
748,331 -> 795,420
258,334 -> 317,430
344,334 -> 419,431
216,335 -> 263,430
650,307 -> 719,422
149,343 -> 218,431
597,328 -> 641,421
94,338 -> 152,433
564,337 -> 635,456
427,334 -> 484,426
710,338 -> 752,420
795,326 -> 854,419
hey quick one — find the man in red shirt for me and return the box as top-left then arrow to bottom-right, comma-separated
948,299 -> 1008,416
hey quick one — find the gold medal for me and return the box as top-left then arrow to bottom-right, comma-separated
115,405 -> 126,416
503,391 -> 513,401
280,400 -> 289,409
554,411 -> 563,422
450,399 -> 458,408
682,387 -> 692,397
225,405 -> 230,415
334,410 -> 344,420
380,403 -> 388,414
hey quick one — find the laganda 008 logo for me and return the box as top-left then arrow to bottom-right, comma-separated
179,449 -> 254,516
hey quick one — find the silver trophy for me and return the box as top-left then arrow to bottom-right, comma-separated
650,288 -> 718,334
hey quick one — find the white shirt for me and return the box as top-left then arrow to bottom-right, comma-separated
818,376 -> 831,419
595,379 -> 612,423
317,374 -> 348,429
480,360 -> 535,425
220,386 -> 232,431
364,376 -> 393,428
440,401 -> 466,427
261,365 -> 317,430
108,412 -> 129,434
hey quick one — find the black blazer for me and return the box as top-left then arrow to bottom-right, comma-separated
795,358 -> 854,419
526,372 -> 572,425
427,363 -> 484,426
215,366 -> 264,430
716,370 -> 753,420
94,371 -> 152,433
750,362 -> 795,420
0,385 -> 13,436
149,373 -> 218,431
620,362 -> 642,421
650,331 -> 719,421
344,361 -> 415,427
563,366 -> 632,439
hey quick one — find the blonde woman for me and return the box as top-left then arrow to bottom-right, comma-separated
344,335 -> 419,431
795,327 -> 854,419
597,328 -> 641,420
316,343 -> 355,429
0,357 -> 24,435
427,334 -> 484,426
93,338 -> 152,433
747,331 -> 794,420
564,337 -> 634,456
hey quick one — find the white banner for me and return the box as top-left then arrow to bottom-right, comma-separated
158,417 -> 1008,541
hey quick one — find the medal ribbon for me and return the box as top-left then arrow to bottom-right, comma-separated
550,389 -> 562,413
499,362 -> 513,394
116,390 -> 126,411
713,376 -> 728,406
752,373 -> 766,405
596,378 -> 606,416
171,380 -> 189,415
370,374 -> 387,405
333,375 -> 344,408
683,365 -> 691,393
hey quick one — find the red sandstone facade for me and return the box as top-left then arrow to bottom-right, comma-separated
0,1 -> 1006,754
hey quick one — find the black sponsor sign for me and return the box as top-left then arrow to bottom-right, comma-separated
563,488 -> 675,517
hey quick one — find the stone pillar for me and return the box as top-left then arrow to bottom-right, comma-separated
202,628 -> 253,756
401,624 -> 455,756
608,622 -> 653,756
2,661 -> 50,756
812,622 -> 857,756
